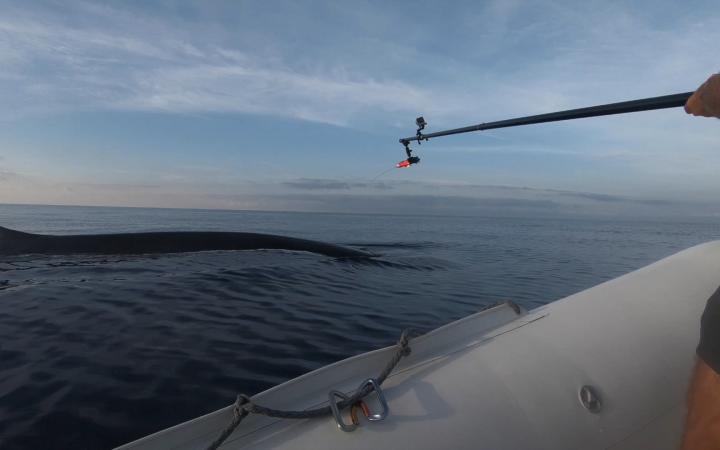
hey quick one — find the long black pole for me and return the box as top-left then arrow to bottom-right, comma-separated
399,92 -> 693,144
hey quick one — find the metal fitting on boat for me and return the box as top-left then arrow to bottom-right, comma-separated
329,378 -> 389,431
579,385 -> 602,413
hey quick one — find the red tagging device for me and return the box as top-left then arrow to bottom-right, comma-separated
396,159 -> 412,168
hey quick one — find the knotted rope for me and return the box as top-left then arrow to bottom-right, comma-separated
205,330 -> 413,450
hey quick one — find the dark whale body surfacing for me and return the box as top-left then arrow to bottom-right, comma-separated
0,226 -> 371,258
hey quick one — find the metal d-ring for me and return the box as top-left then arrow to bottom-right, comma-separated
329,378 -> 390,432
329,390 -> 357,432
356,378 -> 389,422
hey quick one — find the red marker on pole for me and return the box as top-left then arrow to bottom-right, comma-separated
396,156 -> 420,169
396,159 -> 411,168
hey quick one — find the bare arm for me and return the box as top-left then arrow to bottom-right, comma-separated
681,359 -> 720,450
680,76 -> 720,449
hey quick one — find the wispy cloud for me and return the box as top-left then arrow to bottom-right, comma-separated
0,170 -> 20,182
3,1 -> 717,126
0,175 -> 713,218
1,0 -> 719,210
115,66 -> 428,126
0,2 -> 430,125
282,178 -> 392,190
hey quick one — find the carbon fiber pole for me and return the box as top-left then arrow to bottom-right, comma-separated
399,92 -> 693,144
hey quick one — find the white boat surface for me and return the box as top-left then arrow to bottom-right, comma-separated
117,241 -> 720,450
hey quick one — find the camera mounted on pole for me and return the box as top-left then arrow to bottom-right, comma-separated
396,116 -> 426,168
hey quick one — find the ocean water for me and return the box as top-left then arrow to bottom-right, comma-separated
1,203 -> 719,449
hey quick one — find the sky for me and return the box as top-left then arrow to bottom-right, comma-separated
0,0 -> 719,217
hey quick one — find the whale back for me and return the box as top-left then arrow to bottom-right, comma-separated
0,226 -> 371,258
0,226 -> 34,239
0,226 -> 37,255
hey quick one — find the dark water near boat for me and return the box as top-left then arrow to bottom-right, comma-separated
1,204 -> 719,449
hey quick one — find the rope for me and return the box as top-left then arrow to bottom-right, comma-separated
205,396 -> 250,450
205,329 -> 413,450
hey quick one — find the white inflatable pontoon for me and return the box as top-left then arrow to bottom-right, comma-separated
117,241 -> 720,450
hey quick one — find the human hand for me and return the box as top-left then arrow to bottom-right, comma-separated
685,74 -> 720,118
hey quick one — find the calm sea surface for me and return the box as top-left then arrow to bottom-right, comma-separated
1,204 -> 719,449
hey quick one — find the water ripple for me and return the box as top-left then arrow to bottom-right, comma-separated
2,210 -> 719,449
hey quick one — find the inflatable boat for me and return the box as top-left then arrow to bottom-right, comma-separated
116,241 -> 720,450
